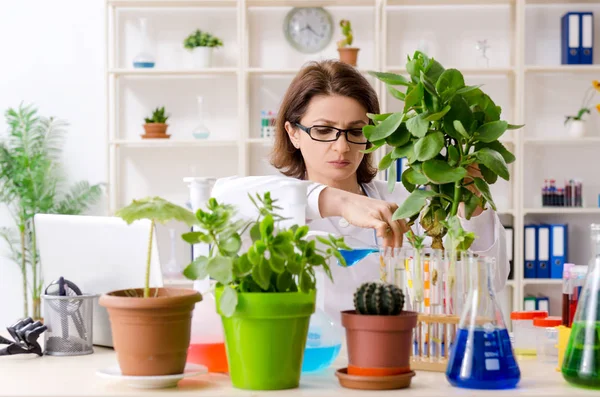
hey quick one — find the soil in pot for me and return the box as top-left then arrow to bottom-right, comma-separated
142,123 -> 170,139
99,287 -> 201,376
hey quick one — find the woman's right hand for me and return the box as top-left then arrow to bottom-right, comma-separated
319,187 -> 408,248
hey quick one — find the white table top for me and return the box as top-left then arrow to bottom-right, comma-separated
1,341 -> 597,397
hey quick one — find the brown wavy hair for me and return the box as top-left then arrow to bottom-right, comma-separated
270,60 -> 379,184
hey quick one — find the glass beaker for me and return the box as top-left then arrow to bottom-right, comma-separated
191,96 -> 211,139
132,18 -> 155,68
561,224 -> 600,389
446,254 -> 520,390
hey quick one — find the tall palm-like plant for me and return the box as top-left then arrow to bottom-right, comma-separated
0,103 -> 103,319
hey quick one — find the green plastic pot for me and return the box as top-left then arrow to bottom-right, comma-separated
215,287 -> 315,390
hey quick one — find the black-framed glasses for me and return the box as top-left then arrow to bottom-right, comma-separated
294,123 -> 368,145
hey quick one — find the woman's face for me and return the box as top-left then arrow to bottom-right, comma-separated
286,94 -> 369,184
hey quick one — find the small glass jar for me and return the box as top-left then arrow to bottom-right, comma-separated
510,311 -> 548,356
533,316 -> 561,363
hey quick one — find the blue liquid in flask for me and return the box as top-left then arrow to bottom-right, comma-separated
338,248 -> 379,267
302,344 -> 342,373
446,327 -> 520,390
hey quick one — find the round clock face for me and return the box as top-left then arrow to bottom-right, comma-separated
284,7 -> 334,54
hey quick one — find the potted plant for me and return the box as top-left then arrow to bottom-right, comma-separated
98,197 -> 201,376
182,192 -> 348,390
564,79 -> 600,138
336,282 -> 417,390
365,51 -> 523,312
183,29 -> 223,68
337,20 -> 359,66
142,106 -> 170,139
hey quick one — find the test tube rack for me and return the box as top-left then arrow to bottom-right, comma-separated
410,314 -> 459,372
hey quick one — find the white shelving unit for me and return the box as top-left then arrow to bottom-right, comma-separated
105,0 -> 600,316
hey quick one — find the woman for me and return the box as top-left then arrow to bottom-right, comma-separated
212,60 -> 508,321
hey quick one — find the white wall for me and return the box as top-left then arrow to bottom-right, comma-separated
0,0 -> 106,326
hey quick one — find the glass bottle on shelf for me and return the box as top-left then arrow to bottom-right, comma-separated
446,254 -> 520,390
132,18 -> 155,69
561,223 -> 600,389
475,39 -> 490,68
192,96 -> 211,139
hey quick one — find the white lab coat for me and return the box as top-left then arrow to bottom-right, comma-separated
211,175 -> 509,322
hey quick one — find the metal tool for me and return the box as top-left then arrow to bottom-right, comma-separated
0,317 -> 46,356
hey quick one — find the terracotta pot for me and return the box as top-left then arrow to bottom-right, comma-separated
99,288 -> 202,376
338,48 -> 360,66
341,310 -> 417,376
142,123 -> 170,139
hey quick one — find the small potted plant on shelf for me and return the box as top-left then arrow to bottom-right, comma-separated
336,282 -> 417,390
142,106 -> 170,139
337,20 -> 359,67
564,79 -> 600,138
183,29 -> 223,68
98,197 -> 201,377
183,192 -> 348,390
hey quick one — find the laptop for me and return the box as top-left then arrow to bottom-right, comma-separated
34,214 -> 163,347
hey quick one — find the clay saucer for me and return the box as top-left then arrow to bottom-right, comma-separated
335,368 -> 415,390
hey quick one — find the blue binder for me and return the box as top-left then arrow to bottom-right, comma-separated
537,225 -> 551,279
562,12 -> 581,64
549,223 -> 568,279
524,225 -> 538,279
580,12 -> 594,64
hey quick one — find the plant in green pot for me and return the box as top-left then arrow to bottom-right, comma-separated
336,282 -> 417,390
365,51 -> 522,313
182,192 -> 348,390
98,197 -> 201,376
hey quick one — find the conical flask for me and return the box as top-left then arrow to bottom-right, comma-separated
561,223 -> 600,389
132,18 -> 155,68
446,254 -> 520,390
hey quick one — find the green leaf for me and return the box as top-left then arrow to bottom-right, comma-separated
183,256 -> 208,280
252,257 -> 271,290
420,71 -> 438,97
475,141 -> 515,164
404,83 -> 424,112
361,140 -> 385,154
424,105 -> 451,122
259,215 -> 274,239
414,131 -> 444,162
218,285 -> 238,317
473,177 -> 497,210
401,170 -> 415,193
474,148 -> 509,181
392,189 -> 436,220
368,71 -> 410,86
447,146 -> 460,167
378,152 -> 393,171
370,112 -> 404,141
479,164 -> 498,184
116,196 -> 198,226
387,160 -> 397,193
435,69 -> 465,100
220,234 -> 241,255
367,113 -> 392,122
385,123 -> 411,147
277,271 -> 293,292
387,85 -> 406,101
391,142 -> 414,160
443,95 -> 474,140
294,225 -> 309,240
299,269 -> 314,292
247,245 -> 260,265
233,254 -> 252,277
269,253 -> 285,274
403,168 -> 429,185
462,188 -> 480,220
507,123 -> 525,130
406,114 -> 429,138
422,160 -> 468,184
424,59 -> 445,83
250,223 -> 261,242
362,125 -> 375,139
453,120 -> 470,139
207,256 -> 233,284
181,231 -> 209,244
456,84 -> 483,95
476,120 -> 508,143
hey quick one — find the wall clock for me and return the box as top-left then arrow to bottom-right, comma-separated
283,7 -> 334,54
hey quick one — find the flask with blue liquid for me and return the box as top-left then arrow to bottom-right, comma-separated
446,254 -> 520,390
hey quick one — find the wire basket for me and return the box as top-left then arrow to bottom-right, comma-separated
42,294 -> 98,356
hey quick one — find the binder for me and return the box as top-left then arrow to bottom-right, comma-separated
562,12 -> 581,64
524,296 -> 537,311
580,12 -> 594,64
550,223 -> 568,279
506,226 -> 514,280
537,296 -> 550,313
537,225 -> 551,279
524,225 -> 538,279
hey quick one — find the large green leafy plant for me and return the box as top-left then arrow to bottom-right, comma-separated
183,192 -> 349,317
116,197 -> 198,298
0,103 -> 103,319
366,51 -> 522,250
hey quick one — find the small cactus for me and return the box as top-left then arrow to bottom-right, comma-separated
353,282 -> 404,315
